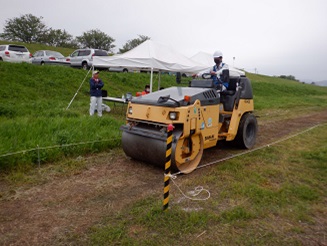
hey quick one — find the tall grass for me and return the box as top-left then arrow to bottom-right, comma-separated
248,73 -> 327,110
1,62 -> 327,171
0,62 -> 167,170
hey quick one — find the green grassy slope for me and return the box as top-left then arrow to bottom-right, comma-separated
249,73 -> 327,111
0,61 -> 327,170
0,40 -> 75,56
0,62 -> 182,170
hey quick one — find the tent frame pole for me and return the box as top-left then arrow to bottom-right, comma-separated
158,71 -> 161,91
150,67 -> 153,93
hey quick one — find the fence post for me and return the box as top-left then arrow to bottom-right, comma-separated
37,144 -> 40,169
163,124 -> 174,211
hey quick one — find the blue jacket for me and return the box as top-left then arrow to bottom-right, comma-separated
89,78 -> 104,97
212,63 -> 229,89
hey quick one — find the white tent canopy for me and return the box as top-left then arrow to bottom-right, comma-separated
94,40 -> 208,72
190,51 -> 215,68
93,40 -> 209,92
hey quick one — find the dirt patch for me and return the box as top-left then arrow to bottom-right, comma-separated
0,156 -> 163,245
1,109 -> 327,245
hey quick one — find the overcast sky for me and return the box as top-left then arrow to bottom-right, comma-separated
1,0 -> 327,81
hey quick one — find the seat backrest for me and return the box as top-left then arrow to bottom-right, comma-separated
221,69 -> 230,84
220,76 -> 240,111
228,76 -> 240,91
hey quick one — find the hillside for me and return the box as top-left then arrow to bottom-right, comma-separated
0,40 -> 75,56
0,62 -> 179,169
1,61 -> 327,245
1,61 -> 327,170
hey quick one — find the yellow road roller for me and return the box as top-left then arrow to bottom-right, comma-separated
121,75 -> 258,174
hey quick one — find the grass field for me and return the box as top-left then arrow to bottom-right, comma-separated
85,124 -> 327,245
1,61 -> 327,171
0,55 -> 327,245
0,62 -> 177,170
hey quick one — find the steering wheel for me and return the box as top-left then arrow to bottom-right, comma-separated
201,73 -> 212,79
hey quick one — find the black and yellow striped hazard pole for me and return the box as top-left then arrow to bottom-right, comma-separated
163,124 -> 174,211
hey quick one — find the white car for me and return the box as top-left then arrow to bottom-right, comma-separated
108,67 -> 131,73
31,50 -> 70,66
0,44 -> 31,63
68,48 -> 108,70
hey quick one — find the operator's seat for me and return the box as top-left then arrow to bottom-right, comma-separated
220,76 -> 240,111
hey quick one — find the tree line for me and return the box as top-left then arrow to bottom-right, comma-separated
278,75 -> 298,81
0,14 -> 150,53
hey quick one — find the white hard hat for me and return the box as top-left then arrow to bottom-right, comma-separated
213,50 -> 223,58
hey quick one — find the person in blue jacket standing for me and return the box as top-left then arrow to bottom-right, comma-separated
89,70 -> 104,117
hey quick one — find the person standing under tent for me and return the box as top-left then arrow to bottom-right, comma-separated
89,70 -> 104,117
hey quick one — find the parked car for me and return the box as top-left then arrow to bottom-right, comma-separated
108,67 -> 131,73
68,48 -> 108,70
31,50 -> 70,66
0,44 -> 31,63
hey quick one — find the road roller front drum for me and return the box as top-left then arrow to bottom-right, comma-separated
121,125 -> 204,174
172,133 -> 204,174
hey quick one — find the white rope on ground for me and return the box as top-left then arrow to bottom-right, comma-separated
165,173 -> 211,201
165,122 -> 326,203
171,122 -> 326,176
0,136 -> 122,158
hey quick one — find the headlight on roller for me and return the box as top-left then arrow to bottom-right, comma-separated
128,106 -> 133,114
169,112 -> 178,120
